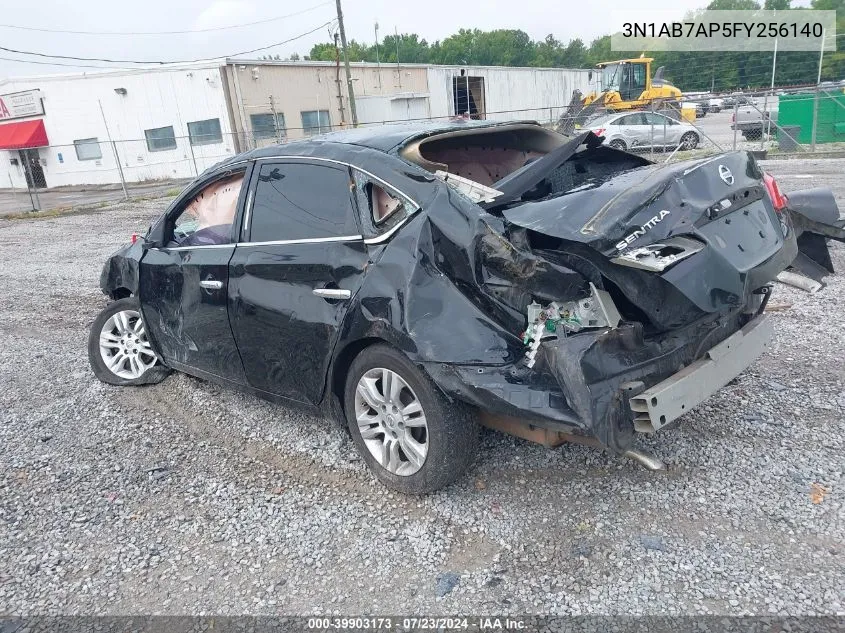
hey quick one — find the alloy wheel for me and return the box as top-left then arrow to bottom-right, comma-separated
354,367 -> 429,476
98,309 -> 157,380
681,132 -> 698,149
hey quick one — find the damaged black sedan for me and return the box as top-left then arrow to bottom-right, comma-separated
89,120 -> 844,493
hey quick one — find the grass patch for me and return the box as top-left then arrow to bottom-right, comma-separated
3,201 -> 112,220
2,191 -> 177,221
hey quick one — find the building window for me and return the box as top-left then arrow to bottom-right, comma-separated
300,110 -> 331,136
73,138 -> 103,161
187,118 -> 223,146
250,113 -> 286,140
144,126 -> 177,152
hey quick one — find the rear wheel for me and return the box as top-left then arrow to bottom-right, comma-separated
88,298 -> 170,386
344,344 -> 478,494
608,139 -> 627,151
680,132 -> 699,150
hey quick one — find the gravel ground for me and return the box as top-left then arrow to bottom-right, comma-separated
0,160 -> 843,617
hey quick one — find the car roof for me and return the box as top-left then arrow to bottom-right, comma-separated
257,118 -> 540,155
204,118 -> 545,176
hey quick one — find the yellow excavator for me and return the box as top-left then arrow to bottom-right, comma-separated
583,57 -> 682,110
557,57 -> 684,133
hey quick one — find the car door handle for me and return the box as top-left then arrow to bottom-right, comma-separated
313,288 -> 351,300
199,280 -> 224,290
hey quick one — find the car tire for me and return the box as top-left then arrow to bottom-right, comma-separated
745,129 -> 762,140
344,344 -> 479,494
88,297 -> 171,386
608,139 -> 627,151
680,132 -> 699,150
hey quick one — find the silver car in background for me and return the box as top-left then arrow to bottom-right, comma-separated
585,111 -> 700,152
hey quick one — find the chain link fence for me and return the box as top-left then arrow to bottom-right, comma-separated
3,85 -> 844,215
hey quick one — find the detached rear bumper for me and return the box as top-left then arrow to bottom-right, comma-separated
629,314 -> 773,433
426,310 -> 773,454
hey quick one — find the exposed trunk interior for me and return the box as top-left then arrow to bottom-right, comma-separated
399,123 -> 568,186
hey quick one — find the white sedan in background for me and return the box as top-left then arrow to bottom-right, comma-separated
585,111 -> 701,152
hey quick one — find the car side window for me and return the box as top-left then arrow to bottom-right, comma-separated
248,162 -> 359,241
620,113 -> 645,126
643,113 -> 668,126
352,169 -> 415,237
171,173 -> 244,246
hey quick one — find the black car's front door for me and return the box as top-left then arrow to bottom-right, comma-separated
228,160 -> 368,405
139,169 -> 249,383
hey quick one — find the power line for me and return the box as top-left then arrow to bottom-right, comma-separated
0,55 -> 144,70
0,2 -> 332,36
0,20 -> 336,65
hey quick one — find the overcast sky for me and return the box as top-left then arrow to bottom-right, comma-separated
0,0 -> 810,79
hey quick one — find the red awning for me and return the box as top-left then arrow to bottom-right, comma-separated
0,119 -> 48,150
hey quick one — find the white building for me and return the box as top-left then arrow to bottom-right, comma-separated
223,60 -> 592,149
426,65 -> 591,122
0,62 -> 235,189
0,60 -> 592,189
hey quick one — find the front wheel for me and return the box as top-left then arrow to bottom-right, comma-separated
680,132 -> 699,150
608,139 -> 627,151
88,297 -> 171,386
344,344 -> 479,494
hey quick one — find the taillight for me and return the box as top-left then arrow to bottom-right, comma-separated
762,172 -> 788,212
731,113 -> 735,122
131,232 -> 138,244
594,128 -> 605,137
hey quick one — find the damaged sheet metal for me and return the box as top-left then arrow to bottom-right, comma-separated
785,187 -> 845,275
96,119 -> 844,458
99,239 -> 144,298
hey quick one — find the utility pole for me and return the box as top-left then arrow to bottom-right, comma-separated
811,28 -> 826,152
374,22 -> 382,91
335,0 -> 358,126
98,99 -> 128,200
394,26 -> 402,89
332,32 -> 347,125
270,94 -> 281,142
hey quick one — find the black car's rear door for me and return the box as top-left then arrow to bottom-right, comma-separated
139,167 -> 250,383
228,159 -> 368,405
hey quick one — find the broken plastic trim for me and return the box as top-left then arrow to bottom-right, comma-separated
434,170 -> 503,204
611,236 -> 705,272
524,282 -> 622,368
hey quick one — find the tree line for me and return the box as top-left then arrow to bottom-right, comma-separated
289,0 -> 844,94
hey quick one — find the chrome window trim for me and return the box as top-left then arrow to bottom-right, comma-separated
154,235 -> 364,251
237,235 -> 363,247
251,155 -> 420,210
242,187 -> 254,241
156,243 -> 235,251
199,154 -> 423,245
363,217 -> 414,245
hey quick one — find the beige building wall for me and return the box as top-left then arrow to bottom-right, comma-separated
222,61 -> 429,150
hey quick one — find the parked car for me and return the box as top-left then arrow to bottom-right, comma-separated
732,100 -> 779,140
586,111 -> 700,151
682,100 -> 708,118
708,98 -> 724,113
89,120 -> 842,493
